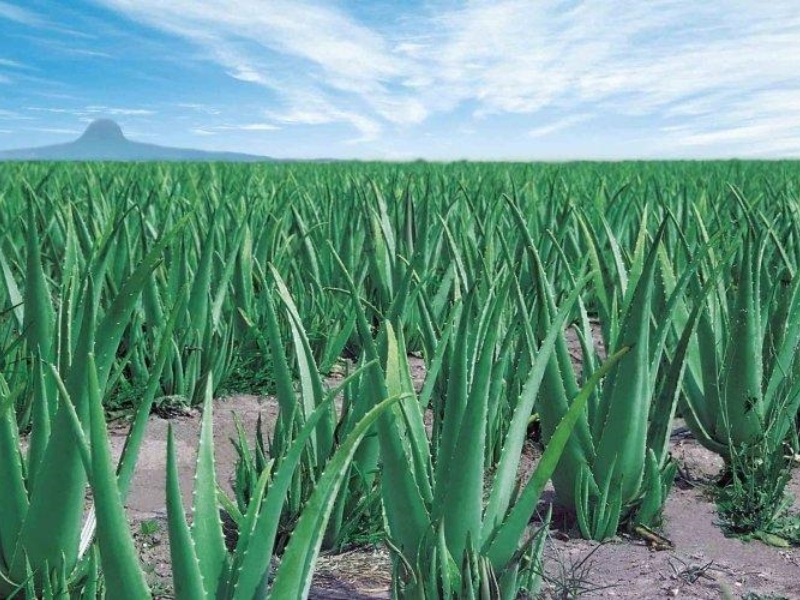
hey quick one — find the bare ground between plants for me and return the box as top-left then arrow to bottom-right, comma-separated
110,353 -> 800,599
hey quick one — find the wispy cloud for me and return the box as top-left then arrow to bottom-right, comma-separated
218,123 -> 279,131
192,122 -> 280,135
529,114 -> 594,138
420,2 -> 800,150
0,52 -> 30,86
5,1 -> 800,156
175,103 -> 221,116
26,126 -> 81,135
94,0 -> 800,155
84,105 -> 155,116
267,100 -> 382,142
25,105 -> 155,117
0,108 -> 34,120
664,89 -> 800,156
94,0 -> 420,139
0,58 -> 26,69
0,1 -> 45,27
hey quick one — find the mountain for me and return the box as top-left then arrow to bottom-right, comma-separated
0,119 -> 270,162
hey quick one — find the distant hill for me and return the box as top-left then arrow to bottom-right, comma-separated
0,119 -> 271,162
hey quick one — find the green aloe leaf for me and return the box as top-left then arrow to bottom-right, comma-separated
166,425 -> 206,600
84,354 -> 152,599
485,346 -> 630,568
270,395 -> 402,599
191,380 -> 228,597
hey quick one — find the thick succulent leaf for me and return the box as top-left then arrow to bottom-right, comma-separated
0,376 -> 28,572
0,248 -> 24,330
232,389 -> 352,599
84,354 -> 152,599
592,222 -> 666,504
375,325 -> 432,565
485,346 -> 630,567
116,287 -> 185,499
718,235 -> 764,445
270,395 -> 402,600
190,380 -> 228,597
482,273 -> 591,536
166,426 -> 206,600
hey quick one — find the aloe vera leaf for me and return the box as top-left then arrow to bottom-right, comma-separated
436,293 -> 502,560
190,381 -> 228,597
116,286 -> 186,499
0,376 -> 28,575
271,266 -> 332,460
718,234 -> 764,446
13,278 -> 97,581
269,395 -> 402,600
485,347 -> 630,567
592,222 -> 665,504
85,354 -> 152,599
432,293 -> 473,508
482,273 -> 591,539
392,327 -> 434,503
186,210 -> 217,339
0,248 -> 24,330
165,426 -> 206,600
231,391 -> 350,599
23,197 -> 54,362
375,324 -> 432,564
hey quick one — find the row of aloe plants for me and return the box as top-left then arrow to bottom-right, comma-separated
3,161 -> 800,412
0,202 -> 622,598
2,161 -> 800,597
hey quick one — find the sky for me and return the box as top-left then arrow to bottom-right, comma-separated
1,1 -> 800,160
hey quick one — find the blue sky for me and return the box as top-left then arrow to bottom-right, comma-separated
1,0 -> 799,160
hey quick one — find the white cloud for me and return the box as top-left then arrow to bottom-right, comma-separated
222,123 -> 279,131
94,0 -> 800,155
94,0 -> 417,138
0,1 -> 44,26
175,103 -> 221,115
0,58 -> 25,69
84,105 -> 155,116
0,108 -> 33,119
269,103 -> 381,142
196,123 -> 280,133
658,86 -> 800,156
27,127 -> 81,135
529,114 -> 594,138
25,105 -> 155,117
25,107 -> 74,114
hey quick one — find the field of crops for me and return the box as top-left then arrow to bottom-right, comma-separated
1,160 -> 800,598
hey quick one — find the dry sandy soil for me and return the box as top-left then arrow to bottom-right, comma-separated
107,354 -> 800,599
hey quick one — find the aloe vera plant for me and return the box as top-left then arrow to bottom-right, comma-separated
231,269 -> 387,552
0,198 -> 181,597
60,356 -> 401,600
519,206 -> 704,540
681,229 -> 800,461
341,239 -> 628,598
5,158 -> 800,595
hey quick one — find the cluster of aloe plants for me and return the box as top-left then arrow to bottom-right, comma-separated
2,161 -> 800,598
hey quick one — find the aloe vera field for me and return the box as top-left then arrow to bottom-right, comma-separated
2,160 -> 800,599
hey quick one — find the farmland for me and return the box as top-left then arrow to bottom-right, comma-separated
1,160 -> 800,598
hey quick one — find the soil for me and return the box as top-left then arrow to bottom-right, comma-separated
108,351 -> 800,599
